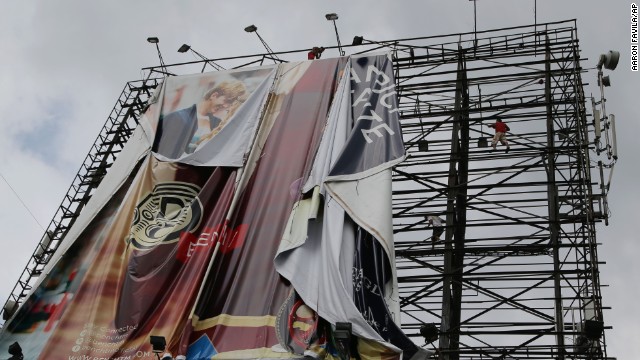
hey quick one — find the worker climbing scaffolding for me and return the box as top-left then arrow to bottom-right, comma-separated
426,215 -> 444,249
488,117 -> 511,152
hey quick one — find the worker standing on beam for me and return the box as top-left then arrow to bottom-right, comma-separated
488,116 -> 511,153
307,46 -> 325,60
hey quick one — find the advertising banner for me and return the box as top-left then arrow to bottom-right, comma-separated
150,67 -> 276,167
0,54 -> 424,360
274,55 -> 427,359
186,58 -> 348,360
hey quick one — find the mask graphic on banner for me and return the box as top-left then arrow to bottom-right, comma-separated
126,182 -> 203,250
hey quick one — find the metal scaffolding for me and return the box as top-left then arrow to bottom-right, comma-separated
2,19 -> 615,360
391,20 -> 612,360
0,79 -> 159,322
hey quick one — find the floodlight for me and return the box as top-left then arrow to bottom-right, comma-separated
597,50 -> 620,70
325,12 -> 345,56
244,24 -> 280,63
150,335 -> 167,353
334,322 -> 352,340
334,322 -> 352,359
352,36 -> 364,46
557,128 -> 572,140
8,342 -> 23,360
2,300 -> 18,321
598,75 -> 611,87
34,230 -> 54,261
325,13 -> 339,21
418,140 -> 429,152
419,323 -> 439,344
147,37 -> 167,75
177,44 -> 225,71
583,319 -> 605,340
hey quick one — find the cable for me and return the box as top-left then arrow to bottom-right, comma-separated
0,171 -> 45,231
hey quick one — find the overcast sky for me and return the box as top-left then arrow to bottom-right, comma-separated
0,0 -> 636,357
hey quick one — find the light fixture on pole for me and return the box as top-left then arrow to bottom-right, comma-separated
596,51 -> 619,87
177,44 -> 225,71
352,36 -> 364,46
147,37 -> 167,75
596,50 -> 620,71
325,13 -> 345,56
244,24 -> 281,63
2,300 -> 18,321
594,50 -> 620,161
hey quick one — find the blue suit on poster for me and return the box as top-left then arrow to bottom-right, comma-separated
152,104 -> 222,159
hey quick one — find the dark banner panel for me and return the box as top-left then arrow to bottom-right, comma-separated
328,54 -> 404,178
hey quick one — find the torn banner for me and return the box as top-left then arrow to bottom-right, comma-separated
0,54 -> 426,359
275,54 -> 429,360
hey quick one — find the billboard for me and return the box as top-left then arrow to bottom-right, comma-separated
0,54 -> 429,360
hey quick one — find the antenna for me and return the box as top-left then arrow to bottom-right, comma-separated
147,37 -> 167,75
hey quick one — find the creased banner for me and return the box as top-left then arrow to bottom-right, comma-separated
150,67 -> 276,167
0,54 -> 426,360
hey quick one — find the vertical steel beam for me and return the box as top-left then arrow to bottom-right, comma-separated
439,47 -> 469,360
545,36 -> 566,359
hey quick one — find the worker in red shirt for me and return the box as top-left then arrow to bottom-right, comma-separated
307,46 -> 325,60
488,117 -> 511,152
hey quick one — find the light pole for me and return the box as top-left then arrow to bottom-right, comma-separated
325,13 -> 345,56
244,24 -> 281,63
147,37 -> 167,75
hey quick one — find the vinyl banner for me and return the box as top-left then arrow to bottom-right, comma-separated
274,55 -> 427,359
0,54 -> 422,359
0,157 -> 238,359
0,163 -> 141,358
185,58 -> 348,360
